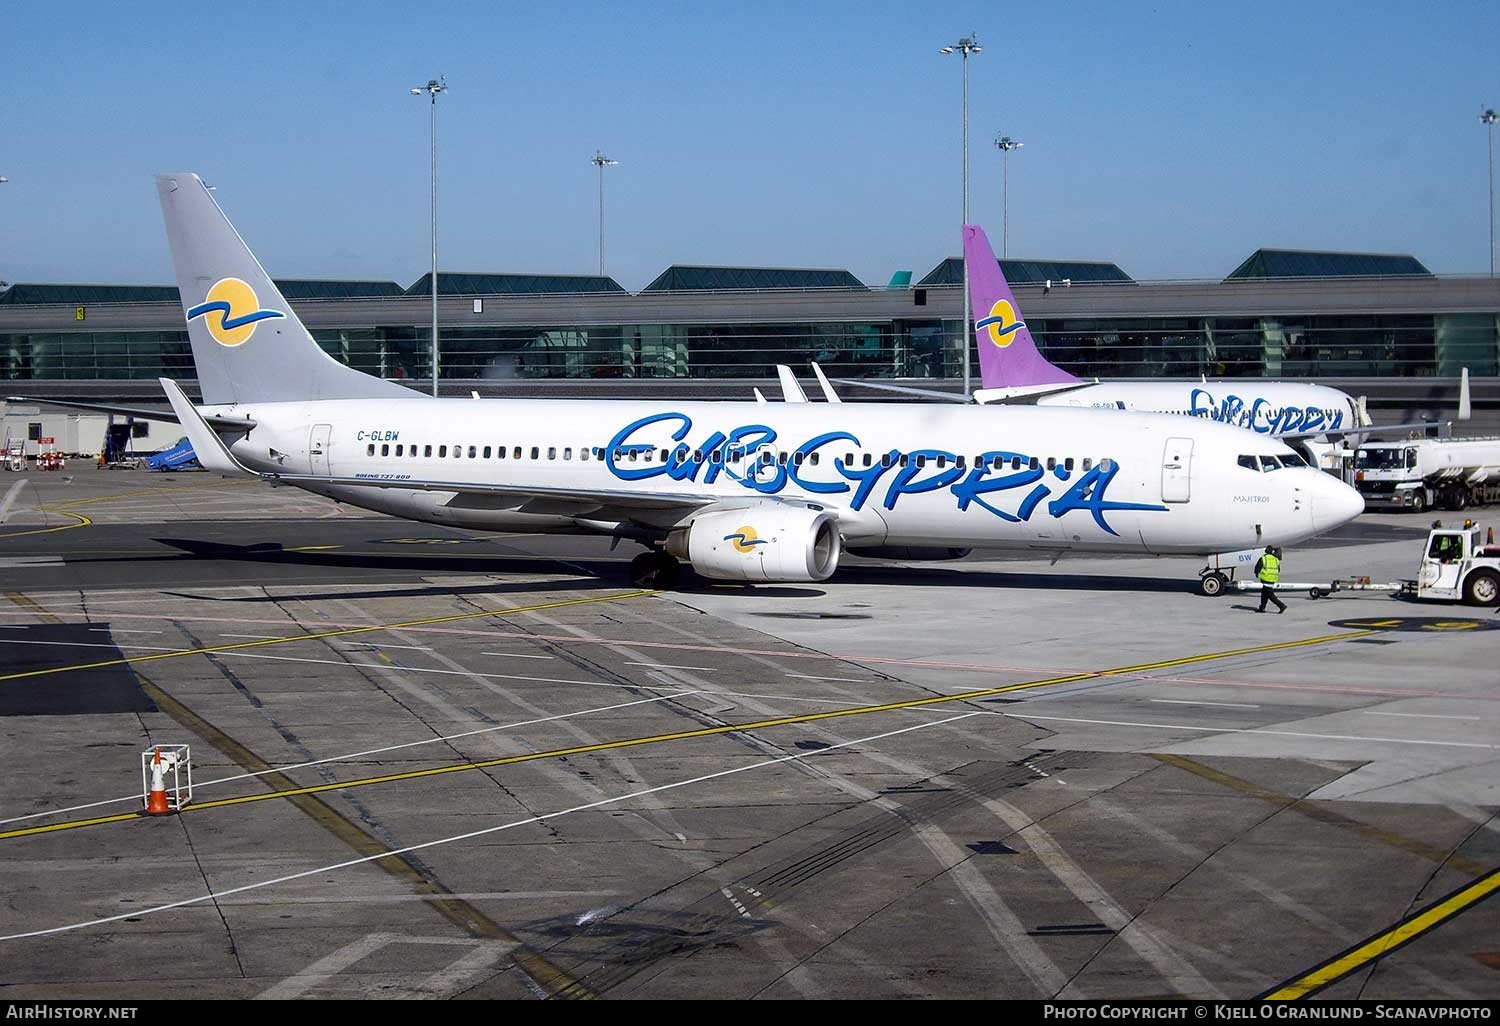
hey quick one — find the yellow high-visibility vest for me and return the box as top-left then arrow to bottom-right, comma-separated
1258,553 -> 1280,583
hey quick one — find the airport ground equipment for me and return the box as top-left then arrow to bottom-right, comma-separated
1197,546 -> 1260,596
145,436 -> 200,472
1229,521 -> 1500,607
1353,436 -> 1500,512
140,745 -> 192,815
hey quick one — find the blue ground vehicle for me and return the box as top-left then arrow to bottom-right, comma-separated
145,436 -> 201,471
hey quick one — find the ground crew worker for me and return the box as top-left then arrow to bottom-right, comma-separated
1256,545 -> 1286,613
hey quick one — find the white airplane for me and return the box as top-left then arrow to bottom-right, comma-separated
17,175 -> 1366,589
843,225 -> 1369,470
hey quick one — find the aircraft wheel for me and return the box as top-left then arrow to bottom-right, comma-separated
1199,572 -> 1228,597
629,550 -> 681,590
1463,570 -> 1499,608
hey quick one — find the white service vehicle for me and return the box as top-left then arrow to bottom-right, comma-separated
1246,521 -> 1500,607
1352,437 -> 1500,513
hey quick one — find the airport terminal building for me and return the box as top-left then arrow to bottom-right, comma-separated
2,248 -> 1497,451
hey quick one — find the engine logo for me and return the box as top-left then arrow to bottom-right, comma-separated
724,526 -> 768,553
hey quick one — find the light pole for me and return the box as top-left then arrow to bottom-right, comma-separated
994,135 -> 1023,259
591,151 -> 619,276
940,34 -> 981,394
411,76 -> 447,396
1483,107 -> 1497,276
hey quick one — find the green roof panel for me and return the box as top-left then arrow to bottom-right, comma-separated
642,265 -> 865,292
1225,249 -> 1431,280
917,257 -> 1133,287
404,272 -> 625,296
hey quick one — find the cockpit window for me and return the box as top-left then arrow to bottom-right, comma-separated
1258,455 -> 1284,472
1237,455 -> 1258,471
1280,451 -> 1308,468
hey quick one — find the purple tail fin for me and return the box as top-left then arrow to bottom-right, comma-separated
965,224 -> 1078,388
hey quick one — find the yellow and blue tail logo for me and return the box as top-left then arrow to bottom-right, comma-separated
186,277 -> 285,348
975,299 -> 1026,349
723,525 -> 768,553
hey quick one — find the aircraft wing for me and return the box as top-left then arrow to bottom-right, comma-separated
5,394 -> 257,431
1279,419 -> 1445,441
833,379 -> 971,403
260,470 -> 717,513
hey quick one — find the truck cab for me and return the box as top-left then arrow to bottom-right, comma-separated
1417,524 -> 1500,606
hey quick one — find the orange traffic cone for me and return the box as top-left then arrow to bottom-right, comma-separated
145,748 -> 171,815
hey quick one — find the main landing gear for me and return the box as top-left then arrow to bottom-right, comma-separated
629,549 -> 682,590
1198,570 -> 1230,597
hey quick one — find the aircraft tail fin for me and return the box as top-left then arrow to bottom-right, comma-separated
156,173 -> 417,405
964,224 -> 1078,389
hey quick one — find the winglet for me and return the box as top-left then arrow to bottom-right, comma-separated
158,378 -> 255,477
810,363 -> 842,403
776,366 -> 809,403
752,387 -> 768,404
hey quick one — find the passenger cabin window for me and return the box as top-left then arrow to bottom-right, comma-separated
482,446 -> 491,459
1045,457 -> 1056,471
547,447 -> 556,460
1100,458 -> 1113,472
424,445 -> 433,457
1064,457 -> 1074,471
531,447 -> 541,460
439,445 -> 447,458
366,444 -> 375,456
1082,458 -> 1092,471
863,454 -> 873,467
468,445 -> 477,459
381,444 -> 389,456
395,444 -> 404,456
564,447 -> 572,461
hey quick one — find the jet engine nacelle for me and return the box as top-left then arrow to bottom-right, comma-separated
846,545 -> 972,561
667,506 -> 841,582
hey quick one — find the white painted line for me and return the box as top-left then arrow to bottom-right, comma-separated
0,638 -> 181,652
1361,711 -> 1484,721
88,628 -> 162,635
719,886 -> 751,918
1007,713 -> 1500,750
479,651 -> 555,660
625,662 -> 716,672
1150,699 -> 1260,710
221,633 -> 294,640
339,643 -> 434,652
0,556 -> 63,567
1,711 -> 981,942
216,650 -> 627,689
1,692 -> 694,827
786,673 -> 872,683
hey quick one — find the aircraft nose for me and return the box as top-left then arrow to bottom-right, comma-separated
1312,474 -> 1364,531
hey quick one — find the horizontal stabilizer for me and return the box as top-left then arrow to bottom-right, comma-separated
972,382 -> 1100,405
6,394 -> 256,431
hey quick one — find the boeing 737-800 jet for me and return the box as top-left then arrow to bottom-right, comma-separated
844,225 -> 1368,470
17,175 -> 1365,588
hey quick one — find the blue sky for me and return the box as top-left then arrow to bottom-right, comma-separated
3,1 -> 1498,290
